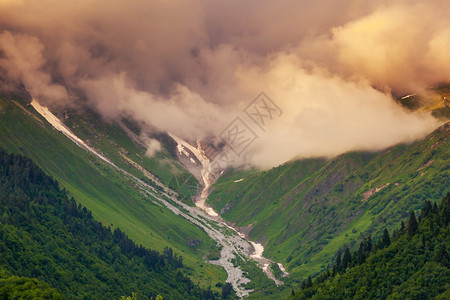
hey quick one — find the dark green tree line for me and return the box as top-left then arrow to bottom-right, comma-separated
291,193 -> 450,299
0,148 -> 222,299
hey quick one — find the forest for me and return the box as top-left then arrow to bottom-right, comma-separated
0,144 -> 449,299
0,148 -> 227,299
290,193 -> 450,299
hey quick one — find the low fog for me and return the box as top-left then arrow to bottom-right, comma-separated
0,0 -> 448,167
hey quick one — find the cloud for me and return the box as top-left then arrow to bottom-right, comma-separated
0,0 -> 447,168
141,135 -> 162,157
325,2 -> 450,93
235,54 -> 439,168
0,31 -> 68,103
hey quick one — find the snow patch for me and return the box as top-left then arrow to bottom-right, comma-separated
277,263 -> 289,277
30,99 -> 111,164
176,143 -> 191,157
250,242 -> 264,259
401,93 -> 416,99
169,133 -> 218,217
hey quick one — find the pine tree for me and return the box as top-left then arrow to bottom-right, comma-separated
335,251 -> 342,272
365,235 -> 372,252
392,229 -> 398,240
442,193 -> 450,226
432,202 -> 438,214
342,247 -> 352,269
420,200 -> 432,220
356,242 -> 365,264
381,228 -> 390,248
300,280 -> 306,290
408,210 -> 418,236
305,276 -> 313,288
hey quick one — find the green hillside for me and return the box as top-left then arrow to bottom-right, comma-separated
57,106 -> 199,204
0,96 -> 226,288
0,148 -> 219,299
208,122 -> 450,288
1,92 -> 448,299
290,194 -> 450,299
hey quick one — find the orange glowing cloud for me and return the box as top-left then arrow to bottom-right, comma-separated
0,0 -> 448,167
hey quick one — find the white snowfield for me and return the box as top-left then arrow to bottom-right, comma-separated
32,100 -> 287,298
30,100 -> 111,164
169,133 -> 219,217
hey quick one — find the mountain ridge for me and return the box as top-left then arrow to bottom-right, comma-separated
207,121 -> 449,295
1,93 -> 449,299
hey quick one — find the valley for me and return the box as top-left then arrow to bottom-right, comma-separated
1,96 -> 291,298
0,96 -> 226,290
207,122 -> 449,297
0,93 -> 448,298
32,99 -> 291,297
0,1 -> 449,298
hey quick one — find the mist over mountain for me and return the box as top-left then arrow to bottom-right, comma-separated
0,0 -> 448,167
0,2 -> 449,296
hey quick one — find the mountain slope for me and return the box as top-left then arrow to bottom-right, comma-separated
0,148 -> 218,299
56,105 -> 200,204
0,96 -> 226,287
290,194 -> 450,299
208,122 -> 449,285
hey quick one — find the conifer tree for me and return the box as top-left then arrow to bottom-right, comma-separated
300,280 -> 306,290
342,247 -> 352,269
335,251 -> 342,272
408,210 -> 418,236
420,200 -> 432,220
400,221 -> 406,232
365,235 -> 372,252
305,276 -> 313,289
432,202 -> 439,214
442,193 -> 450,226
381,228 -> 390,248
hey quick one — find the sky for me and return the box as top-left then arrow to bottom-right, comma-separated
0,0 -> 448,167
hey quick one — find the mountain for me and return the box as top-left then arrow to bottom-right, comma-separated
207,122 -> 449,295
0,94 -> 277,299
0,92 -> 449,299
0,148 -> 219,299
54,105 -> 200,204
290,193 -> 450,299
0,95 -> 226,289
